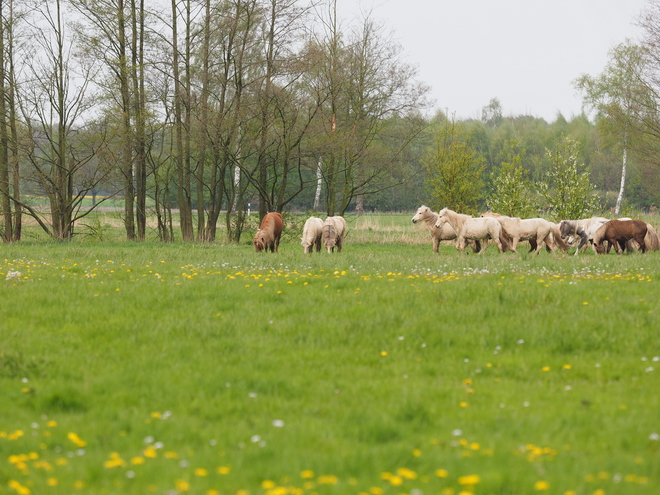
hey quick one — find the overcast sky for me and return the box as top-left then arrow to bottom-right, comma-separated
336,0 -> 650,122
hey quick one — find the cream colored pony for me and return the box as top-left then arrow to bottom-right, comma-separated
301,216 -> 324,253
322,216 -> 347,253
485,214 -> 555,254
411,205 -> 480,253
434,208 -> 505,254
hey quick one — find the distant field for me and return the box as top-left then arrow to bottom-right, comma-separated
1,224 -> 659,495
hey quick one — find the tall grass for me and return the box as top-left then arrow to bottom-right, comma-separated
1,222 -> 659,495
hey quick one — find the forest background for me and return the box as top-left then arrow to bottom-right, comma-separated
2,0 -> 660,244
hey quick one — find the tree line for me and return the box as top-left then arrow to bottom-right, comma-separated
1,0 -> 659,243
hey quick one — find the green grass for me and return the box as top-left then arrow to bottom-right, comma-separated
1,228 -> 659,495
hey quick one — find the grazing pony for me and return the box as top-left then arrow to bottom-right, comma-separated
253,212 -> 284,253
322,216 -> 347,253
593,219 -> 648,254
434,208 -> 505,254
412,205 -> 480,253
301,216 -> 324,253
487,215 -> 555,254
559,217 -> 609,255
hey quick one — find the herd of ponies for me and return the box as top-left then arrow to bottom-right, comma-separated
412,205 -> 660,255
252,207 -> 660,255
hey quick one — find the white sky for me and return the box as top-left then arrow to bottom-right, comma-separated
336,0 -> 650,122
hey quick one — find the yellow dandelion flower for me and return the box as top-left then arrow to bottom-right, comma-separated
67,432 -> 87,448
131,457 -> 145,465
73,480 -> 85,490
380,472 -> 392,480
388,475 -> 403,486
459,401 -> 468,407
8,480 -> 31,495
175,479 -> 190,492
261,480 -> 276,489
534,480 -> 549,490
370,488 -> 384,495
317,475 -> 339,485
458,474 -> 480,486
143,446 -> 158,458
542,366 -> 550,372
151,412 -> 162,419
300,470 -> 314,479
165,451 -> 179,459
236,490 -> 250,495
397,467 -> 417,479
381,351 -> 387,356
207,490 -> 220,495
563,364 -> 572,370
412,448 -> 422,457
195,468 -> 209,477
593,490 -> 605,495
435,469 -> 449,478
470,442 -> 480,450
46,421 -> 58,428
441,489 -> 455,495
564,491 -> 577,495
46,478 -> 58,486
217,466 -> 231,475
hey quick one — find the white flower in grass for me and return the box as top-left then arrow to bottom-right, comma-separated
126,471 -> 135,479
649,433 -> 660,441
523,401 -> 530,407
517,339 -> 525,344
645,367 -> 654,373
179,460 -> 189,468
250,435 -> 261,443
272,419 -> 285,427
248,392 -> 257,398
653,357 -> 660,362
143,436 -> 154,445
451,429 -> 462,437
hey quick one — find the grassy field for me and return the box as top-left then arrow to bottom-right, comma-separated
1,215 -> 659,495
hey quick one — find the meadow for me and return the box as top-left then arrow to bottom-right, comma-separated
1,213 -> 659,495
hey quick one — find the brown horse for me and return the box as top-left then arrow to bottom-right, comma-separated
253,212 -> 284,253
593,219 -> 648,254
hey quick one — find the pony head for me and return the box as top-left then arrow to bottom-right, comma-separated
434,208 -> 448,229
412,206 -> 429,224
559,220 -> 571,239
253,231 -> 266,252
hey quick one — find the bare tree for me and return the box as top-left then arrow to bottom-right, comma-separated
18,0 -> 109,240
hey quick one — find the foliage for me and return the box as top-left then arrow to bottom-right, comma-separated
487,139 -> 537,217
422,119 -> 485,214
538,137 -> 600,220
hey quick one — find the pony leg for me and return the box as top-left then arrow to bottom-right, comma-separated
457,237 -> 467,254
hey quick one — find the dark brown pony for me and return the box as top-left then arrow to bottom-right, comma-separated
593,219 -> 648,254
253,212 -> 284,253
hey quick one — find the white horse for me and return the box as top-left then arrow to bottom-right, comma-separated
559,217 -> 609,255
434,208 -> 505,254
322,216 -> 347,253
411,205 -> 480,253
301,217 -> 324,253
489,215 -> 555,254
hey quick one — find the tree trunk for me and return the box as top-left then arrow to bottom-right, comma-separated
615,138 -> 627,215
